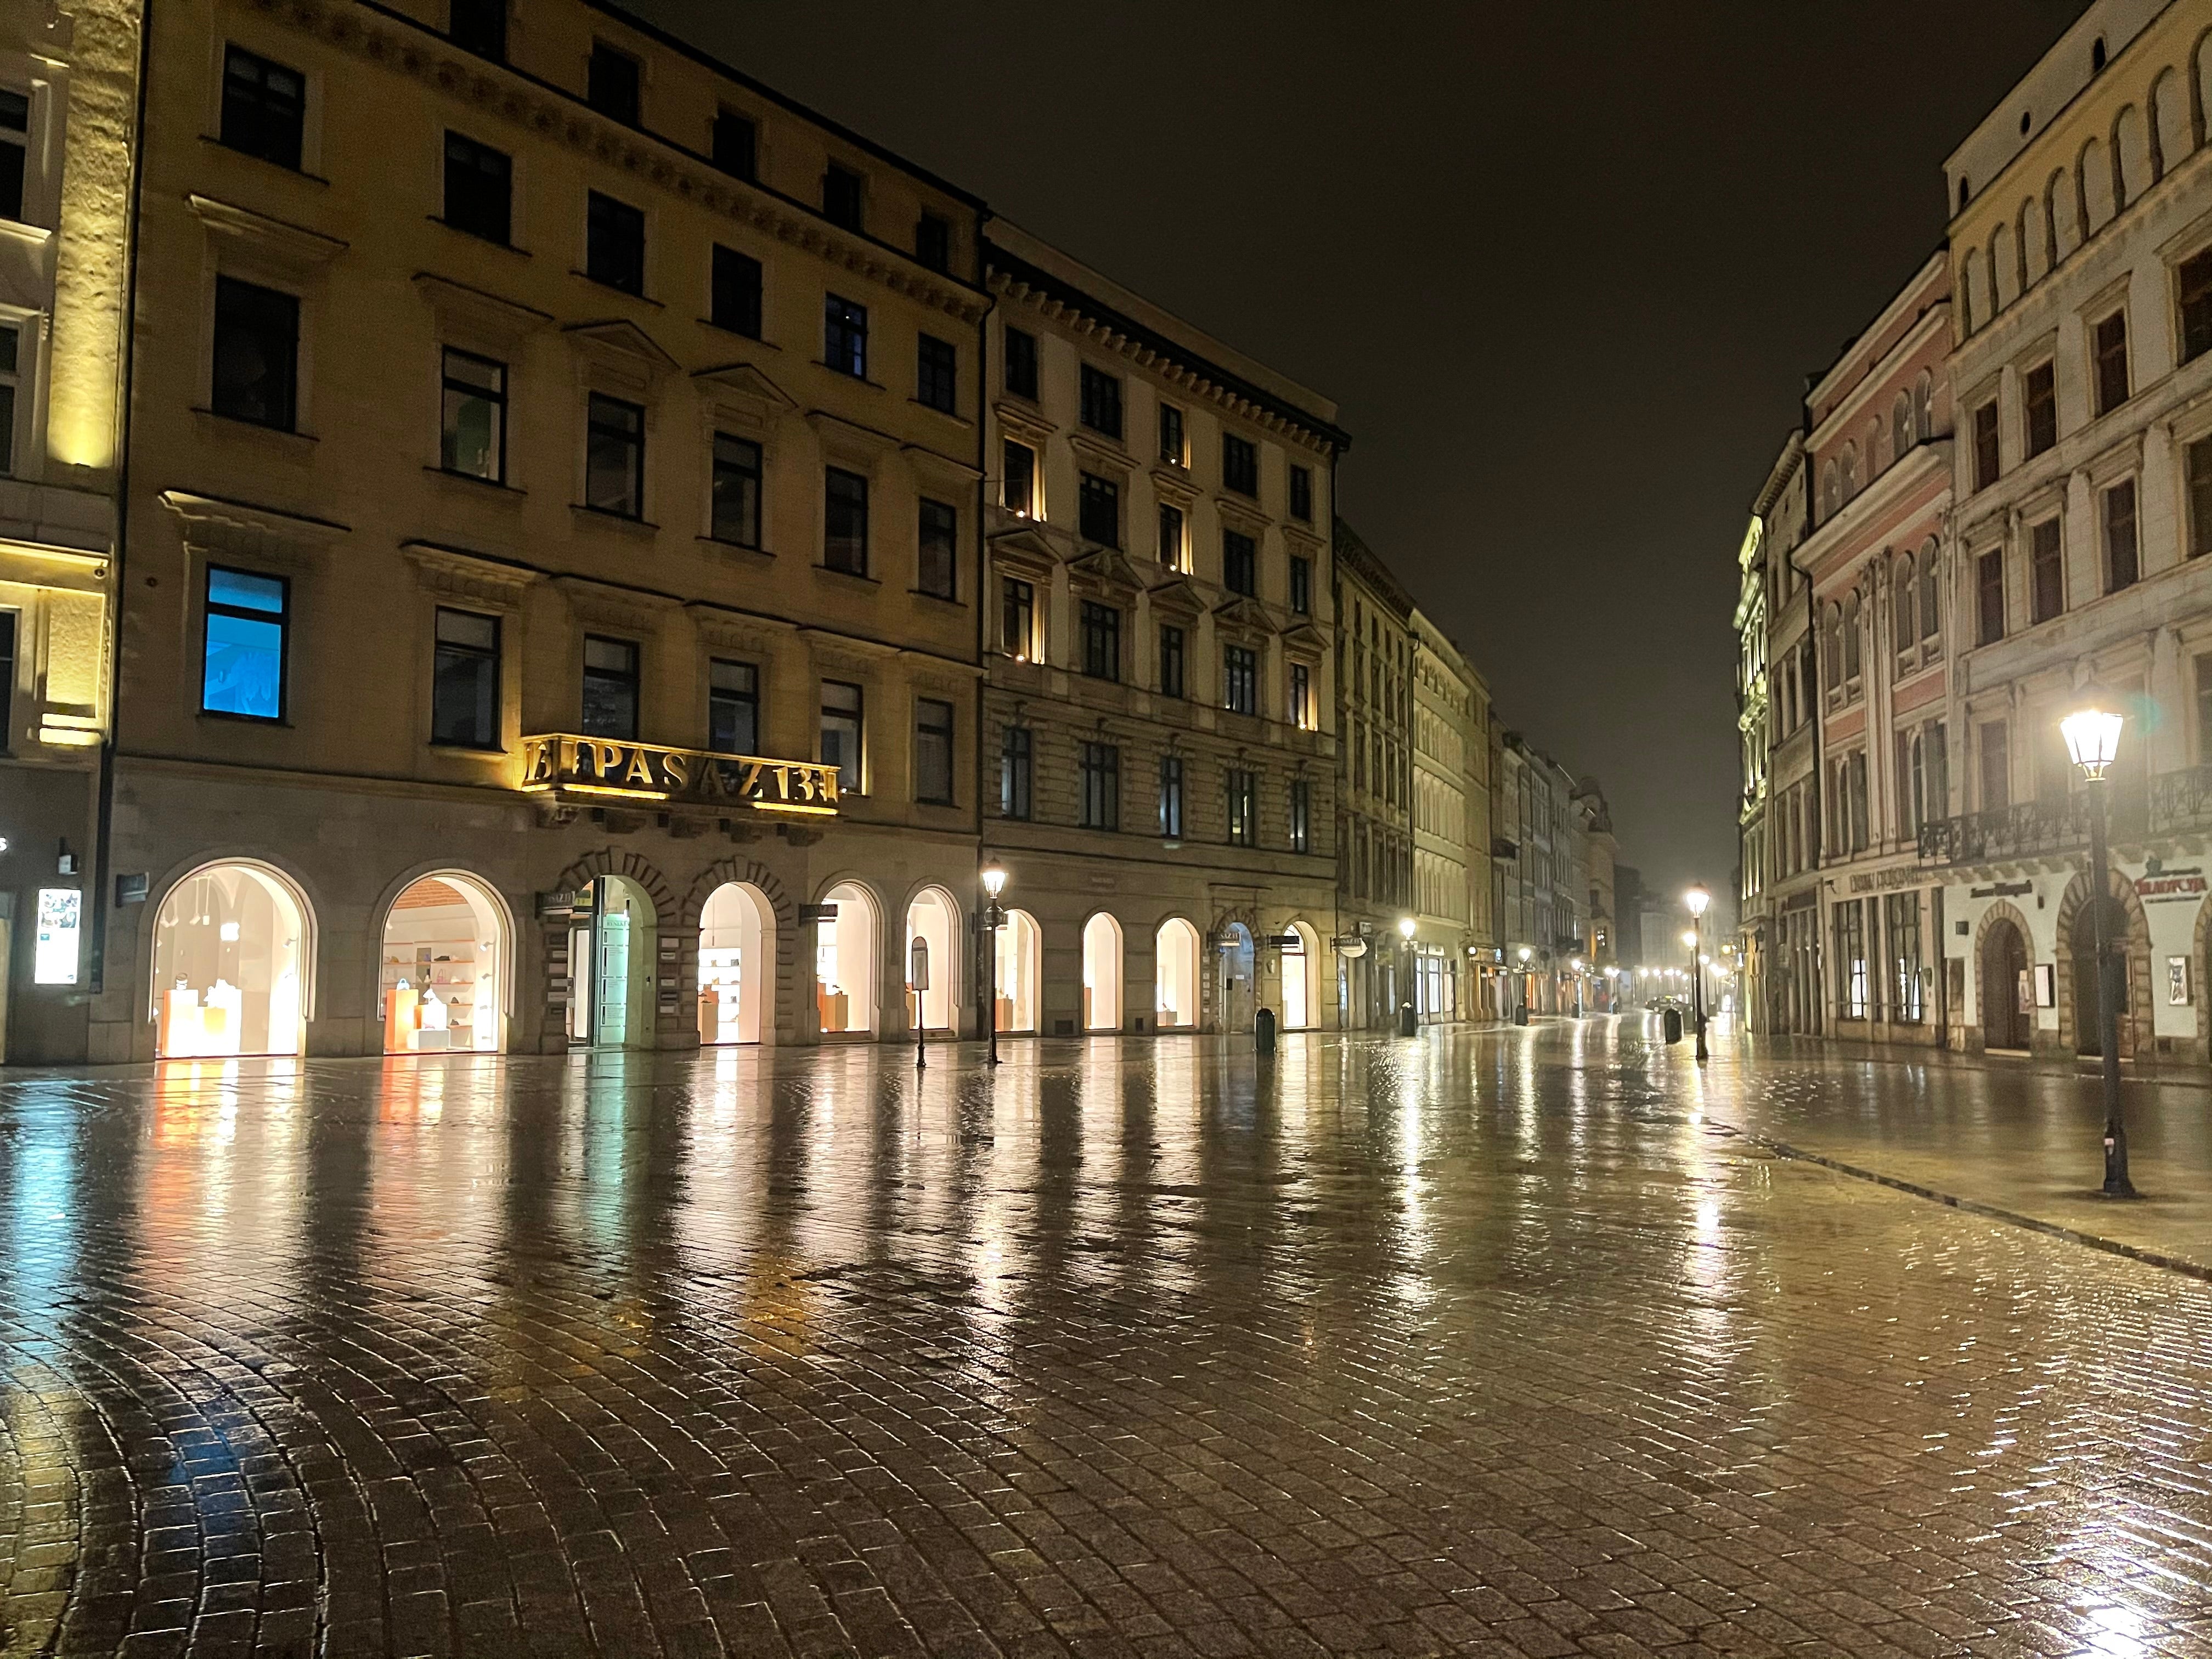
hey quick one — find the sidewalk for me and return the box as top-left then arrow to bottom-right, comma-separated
1694,1030 -> 2212,1278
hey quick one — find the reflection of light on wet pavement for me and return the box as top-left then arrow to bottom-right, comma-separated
2,1022 -> 2210,1654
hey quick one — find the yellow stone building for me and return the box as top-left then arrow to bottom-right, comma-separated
0,0 -> 140,1062
88,0 -> 993,1059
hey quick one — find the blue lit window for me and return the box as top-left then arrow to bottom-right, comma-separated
202,566 -> 287,720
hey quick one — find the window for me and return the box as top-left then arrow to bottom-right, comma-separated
1835,900 -> 1868,1018
820,680 -> 862,792
432,608 -> 500,748
1289,779 -> 1311,853
1978,721 -> 2009,810
1080,600 -> 1121,681
0,89 -> 24,223
1001,577 -> 1035,660
1158,624 -> 1184,699
221,45 -> 305,170
1158,754 -> 1184,839
0,609 -> 13,744
2104,478 -> 2138,592
1846,749 -> 1869,850
823,466 -> 868,575
211,275 -> 297,431
585,191 -> 646,294
441,132 -> 512,245
1290,663 -> 1313,730
1223,644 -> 1257,715
1977,549 -> 2005,644
1226,769 -> 1257,845
2024,361 -> 2056,456
584,393 -> 644,518
448,0 -> 506,59
916,334 -> 957,413
1002,440 -> 1036,517
710,245 -> 763,337
1289,464 -> 1312,522
0,326 -> 19,474
1222,529 -> 1256,596
1972,400 -> 1999,492
709,658 -> 758,754
1004,327 -> 1037,398
1000,725 -> 1032,819
1078,472 -> 1119,547
822,163 -> 863,230
1158,403 -> 1184,465
1289,554 -> 1311,616
439,349 -> 506,482
915,212 -> 950,273
1079,741 -> 1119,831
915,697 -> 955,804
823,295 -> 867,377
710,433 -> 761,547
2189,436 -> 2212,558
1154,503 -> 1184,569
202,567 -> 287,720
580,635 -> 639,740
1918,551 -> 1940,646
1222,433 -> 1257,496
2198,660 -> 2212,763
917,498 -> 957,600
2093,310 -> 2130,416
1893,561 -> 1916,665
2181,247 -> 2212,365
2029,517 -> 2064,623
712,110 -> 756,180
1079,365 -> 1122,439
587,44 -> 640,126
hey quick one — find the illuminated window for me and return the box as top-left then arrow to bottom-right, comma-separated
1290,662 -> 1314,729
1226,769 -> 1257,845
441,349 -> 506,482
1289,779 -> 1311,853
1158,624 -> 1184,699
202,567 -> 289,721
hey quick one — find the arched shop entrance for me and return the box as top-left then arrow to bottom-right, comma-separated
1082,912 -> 1123,1032
1282,923 -> 1318,1029
994,909 -> 1041,1034
815,881 -> 878,1036
567,874 -> 658,1049
1218,922 -> 1255,1034
905,888 -> 960,1034
380,873 -> 508,1053
152,861 -> 312,1058
1980,916 -> 2030,1051
1155,918 -> 1200,1029
697,881 -> 774,1045
2069,895 -> 2132,1059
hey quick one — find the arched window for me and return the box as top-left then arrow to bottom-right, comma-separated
1918,540 -> 1941,646
1821,460 -> 1841,520
1893,556 -> 1917,663
153,861 -> 313,1057
1843,595 -> 1863,685
1915,371 -> 1934,441
1958,174 -> 1971,213
1892,392 -> 1914,460
1822,606 -> 1843,693
1841,442 -> 1859,499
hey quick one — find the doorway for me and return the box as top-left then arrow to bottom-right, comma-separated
697,882 -> 774,1045
152,861 -> 312,1057
1980,918 -> 2029,1051
995,909 -> 1041,1033
568,874 -> 656,1049
1218,922 -> 1255,1034
815,880 -> 878,1036
1082,912 -> 1123,1031
1154,918 -> 1200,1029
1281,923 -> 1316,1029
380,873 -> 507,1053
2070,896 -> 2130,1058
905,887 -> 958,1034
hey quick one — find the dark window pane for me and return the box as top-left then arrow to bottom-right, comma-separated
2181,248 -> 2212,366
1081,601 -> 1120,681
2104,479 -> 2138,592
449,0 -> 505,60
823,164 -> 863,229
443,132 -> 512,244
915,697 -> 954,803
587,44 -> 640,126
1224,645 -> 1256,715
1079,742 -> 1119,830
824,295 -> 868,377
1002,441 -> 1035,516
918,498 -> 957,599
2094,311 -> 2129,416
2030,518 -> 2063,623
580,635 -> 639,739
2190,436 -> 2212,558
1289,464 -> 1312,521
211,275 -> 298,431
712,110 -> 755,179
1158,503 -> 1183,568
1977,550 -> 2005,644
710,245 -> 762,336
586,191 -> 646,294
709,658 -> 758,754
821,679 -> 862,791
916,334 -> 957,413
1004,328 -> 1037,398
1973,401 -> 1999,491
1289,555 -> 1311,614
202,567 -> 287,720
585,393 -> 644,517
1001,725 -> 1032,820
2024,362 -> 2055,456
441,348 -> 505,481
1158,624 -> 1183,699
221,45 -> 304,170
711,432 -> 761,546
1222,433 -> 1257,495
1000,577 -> 1035,659
0,609 -> 14,745
825,466 -> 868,574
1159,404 -> 1183,465
1079,365 -> 1122,438
0,91 -> 26,223
1222,529 -> 1256,596
916,212 -> 950,272
431,607 -> 500,748
1078,472 -> 1119,548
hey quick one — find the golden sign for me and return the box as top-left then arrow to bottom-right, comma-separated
520,735 -> 841,815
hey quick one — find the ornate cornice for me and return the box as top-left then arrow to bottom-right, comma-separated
158,490 -> 348,568
401,540 -> 540,608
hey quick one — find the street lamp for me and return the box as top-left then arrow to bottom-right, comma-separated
1684,882 -> 1711,1062
981,858 -> 1008,1068
1516,944 -> 1531,1024
1570,957 -> 1583,1018
2061,695 -> 2133,1197
1398,916 -> 1418,1034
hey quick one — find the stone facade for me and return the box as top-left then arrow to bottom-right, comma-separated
1329,517 -> 1413,1027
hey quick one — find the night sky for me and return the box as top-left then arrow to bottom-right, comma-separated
635,0 -> 2084,901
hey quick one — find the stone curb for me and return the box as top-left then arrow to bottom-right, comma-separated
1706,1119 -> 2212,1286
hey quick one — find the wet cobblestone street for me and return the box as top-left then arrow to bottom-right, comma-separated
4,1019 -> 2212,1658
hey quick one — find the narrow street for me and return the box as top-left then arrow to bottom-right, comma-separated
3,1019 -> 2209,1657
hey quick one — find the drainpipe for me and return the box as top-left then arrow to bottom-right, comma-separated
972,212 -> 995,1045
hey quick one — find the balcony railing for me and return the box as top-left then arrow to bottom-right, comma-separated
1917,766 -> 2212,866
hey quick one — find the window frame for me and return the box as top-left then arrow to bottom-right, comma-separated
917,497 -> 958,601
1002,438 -> 1037,517
1079,364 -> 1124,440
710,431 -> 763,549
1158,753 -> 1184,839
1000,724 -> 1032,820
708,657 -> 760,755
442,130 -> 512,246
2102,476 -> 2139,594
584,189 -> 647,295
2028,516 -> 2064,623
1289,464 -> 1312,522
1079,740 -> 1120,831
1289,553 -> 1311,615
1222,528 -> 1256,597
913,695 -> 956,806
822,163 -> 865,230
583,391 -> 646,520
1972,399 -> 2000,492
916,332 -> 957,414
2022,359 -> 2056,457
1289,778 -> 1311,854
1080,599 -> 1121,682
201,565 -> 291,724
823,294 -> 868,379
2091,308 -> 2130,417
1222,432 -> 1259,496
712,109 -> 757,180
430,606 -> 502,751
1976,549 -> 2006,645
219,43 -> 307,172
439,347 -> 507,483
1223,643 -> 1258,716
820,678 -> 865,793
1000,575 -> 1036,661
210,274 -> 300,433
579,633 -> 640,741
1158,623 -> 1185,699
448,0 -> 507,60
1225,768 -> 1257,846
823,465 -> 871,577
1077,471 -> 1120,549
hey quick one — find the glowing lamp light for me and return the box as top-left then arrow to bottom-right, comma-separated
219,922 -> 240,942
980,858 -> 1007,898
1517,946 -> 1532,963
2061,699 -> 2125,781
1685,884 -> 1711,918
1681,930 -> 1698,950
1399,916 -> 1417,940
1570,958 -> 1583,973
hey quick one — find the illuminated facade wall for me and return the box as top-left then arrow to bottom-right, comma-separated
1331,518 -> 1413,1029
0,0 -> 141,1061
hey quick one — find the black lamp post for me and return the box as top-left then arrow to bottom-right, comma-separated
2061,698 -> 2134,1198
1685,883 -> 1711,1062
981,858 -> 1007,1068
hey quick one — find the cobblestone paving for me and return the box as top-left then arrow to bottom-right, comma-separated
4,1021 -> 2212,1657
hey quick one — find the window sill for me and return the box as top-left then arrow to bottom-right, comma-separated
569,270 -> 665,309
816,363 -> 885,390
427,465 -> 524,500
193,408 -> 317,457
699,318 -> 775,347
201,134 -> 330,186
814,562 -> 878,586
699,534 -> 772,563
198,709 -> 291,729
910,588 -> 963,607
909,398 -> 972,428
428,739 -> 507,755
428,216 -> 528,256
569,503 -> 659,535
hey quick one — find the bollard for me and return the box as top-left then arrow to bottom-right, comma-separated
1255,1006 -> 1277,1057
1399,1001 -> 1417,1037
1663,1007 -> 1683,1045
1514,1006 -> 1529,1027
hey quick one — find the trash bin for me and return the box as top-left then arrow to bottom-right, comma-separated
1663,1007 -> 1683,1045
1255,1005 -> 1277,1056
1399,1001 -> 1417,1037
1514,1006 -> 1529,1027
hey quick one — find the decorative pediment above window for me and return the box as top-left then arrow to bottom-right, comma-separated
1278,619 -> 1320,650
566,319 -> 679,398
1214,594 -> 1276,638
552,574 -> 678,636
1151,465 -> 1199,507
1068,428 -> 1132,477
1215,495 -> 1268,535
800,625 -> 896,682
995,400 -> 1053,445
903,442 -> 982,489
1283,523 -> 1324,556
694,361 -> 796,437
807,409 -> 898,471
1069,545 -> 1146,598
688,604 -> 794,658
157,489 -> 347,570
414,273 -> 552,352
188,195 -> 348,276
989,523 -> 1057,582
401,540 -> 541,610
1148,573 -> 1206,621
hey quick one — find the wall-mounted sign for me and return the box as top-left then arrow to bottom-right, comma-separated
520,735 -> 841,816
1331,936 -> 1368,958
2170,956 -> 2192,1005
115,873 -> 149,906
33,887 -> 81,985
1969,881 -> 2034,899
798,903 -> 840,925
2138,874 -> 2207,904
2035,962 -> 2057,1008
